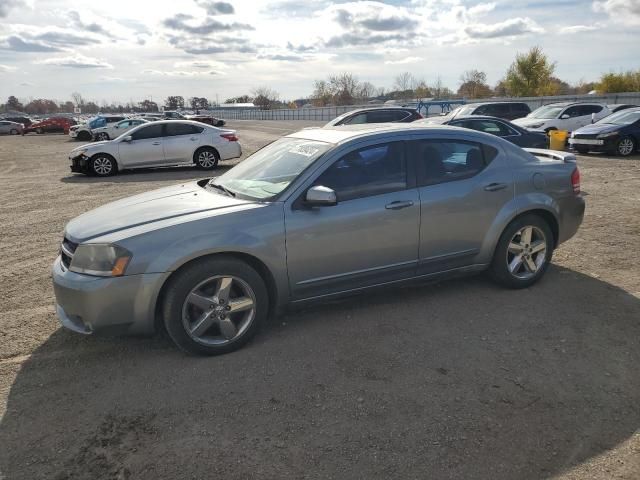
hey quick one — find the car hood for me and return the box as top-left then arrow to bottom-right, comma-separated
513,117 -> 550,127
573,123 -> 619,135
70,141 -> 110,154
65,182 -> 255,242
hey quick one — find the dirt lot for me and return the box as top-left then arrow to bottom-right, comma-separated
0,121 -> 638,479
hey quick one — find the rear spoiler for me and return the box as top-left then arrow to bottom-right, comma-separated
524,148 -> 576,163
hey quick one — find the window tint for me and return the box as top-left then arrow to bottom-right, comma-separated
315,142 -> 406,201
411,140 -> 492,186
390,110 -> 412,122
511,103 -> 530,114
344,113 -> 367,125
131,124 -> 164,140
165,122 -> 202,136
366,110 -> 398,123
579,105 -> 603,115
117,121 -> 130,128
563,106 -> 582,118
462,119 -> 516,137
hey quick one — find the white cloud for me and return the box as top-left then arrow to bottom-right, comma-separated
0,64 -> 17,72
558,24 -> 601,34
465,17 -> 544,39
593,0 -> 640,25
37,54 -> 113,69
384,56 -> 423,65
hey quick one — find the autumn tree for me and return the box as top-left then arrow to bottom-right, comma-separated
252,87 -> 280,110
458,70 -> 492,98
6,95 -> 23,111
598,70 -> 640,93
504,46 -> 556,96
165,96 -> 185,110
189,97 -> 209,110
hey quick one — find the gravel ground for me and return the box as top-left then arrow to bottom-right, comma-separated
0,121 -> 638,480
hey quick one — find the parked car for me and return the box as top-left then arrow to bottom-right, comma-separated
92,118 -> 148,141
415,115 -> 548,149
443,102 -> 531,121
24,116 -> 77,134
68,120 -> 241,176
607,104 -> 638,113
69,115 -> 127,141
568,106 -> 640,156
1,116 -> 32,127
187,115 -> 226,127
0,120 -> 24,135
324,107 -> 422,127
54,124 -> 584,355
513,102 -> 611,133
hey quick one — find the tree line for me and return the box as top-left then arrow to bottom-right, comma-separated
2,47 -> 639,114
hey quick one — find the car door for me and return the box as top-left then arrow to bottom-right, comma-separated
117,123 -> 165,167
284,140 -> 420,300
411,137 -> 513,274
579,104 -> 606,127
558,105 -> 583,131
0,121 -> 9,134
109,120 -> 130,138
453,119 -> 525,146
163,123 -> 203,163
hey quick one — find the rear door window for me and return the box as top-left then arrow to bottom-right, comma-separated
165,123 -> 203,136
131,124 -> 164,140
366,110 -> 398,123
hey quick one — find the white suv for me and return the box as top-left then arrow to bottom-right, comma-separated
68,120 -> 242,176
513,102 -> 611,133
69,115 -> 127,141
92,118 -> 148,141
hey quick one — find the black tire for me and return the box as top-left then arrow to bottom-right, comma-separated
36,128 -> 43,134
575,147 -> 589,154
162,257 -> 269,355
89,154 -> 117,177
616,136 -> 636,157
77,130 -> 92,141
489,214 -> 554,289
194,147 -> 219,169
9,129 -> 18,135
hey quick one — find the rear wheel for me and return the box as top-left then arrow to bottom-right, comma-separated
194,147 -> 219,169
616,136 -> 636,157
9,129 -> 18,135
95,132 -> 110,141
489,215 -> 553,289
36,128 -> 44,134
89,154 -> 117,177
162,257 -> 268,355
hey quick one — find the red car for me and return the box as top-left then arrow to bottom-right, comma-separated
24,116 -> 77,134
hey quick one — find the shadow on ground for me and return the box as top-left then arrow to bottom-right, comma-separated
1,266 -> 638,479
59,164 -> 235,184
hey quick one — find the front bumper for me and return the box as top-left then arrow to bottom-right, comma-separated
52,256 -> 170,336
69,129 -> 78,138
568,136 -> 617,152
69,153 -> 89,173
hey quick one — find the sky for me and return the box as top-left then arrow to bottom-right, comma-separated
0,0 -> 638,104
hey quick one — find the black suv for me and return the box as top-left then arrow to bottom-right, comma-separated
452,102 -> 531,121
325,107 -> 422,127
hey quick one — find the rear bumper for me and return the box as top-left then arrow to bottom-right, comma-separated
558,195 -> 586,245
52,256 -> 169,336
218,142 -> 242,161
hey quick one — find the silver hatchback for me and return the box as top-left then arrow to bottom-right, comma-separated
53,124 -> 585,355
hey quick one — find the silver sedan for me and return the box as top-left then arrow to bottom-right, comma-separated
53,124 -> 585,355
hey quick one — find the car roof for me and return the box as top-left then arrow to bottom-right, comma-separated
543,101 -> 606,107
448,115 -> 518,123
465,101 -> 528,107
288,123 -> 474,144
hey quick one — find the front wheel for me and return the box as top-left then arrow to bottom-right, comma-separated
195,147 -> 219,169
9,129 -> 18,135
489,215 -> 554,289
89,154 -> 117,176
162,257 -> 269,355
575,147 -> 589,154
36,128 -> 43,134
616,136 -> 636,157
95,132 -> 110,141
77,131 -> 92,141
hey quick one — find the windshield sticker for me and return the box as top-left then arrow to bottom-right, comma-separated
289,144 -> 320,157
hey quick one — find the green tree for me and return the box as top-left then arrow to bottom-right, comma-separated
598,70 -> 640,93
165,96 -> 185,110
504,46 -> 556,97
6,95 -> 23,111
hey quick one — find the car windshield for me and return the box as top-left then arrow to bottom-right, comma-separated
211,137 -> 332,200
528,105 -> 565,119
88,117 -> 106,128
597,110 -> 640,125
454,106 -> 476,116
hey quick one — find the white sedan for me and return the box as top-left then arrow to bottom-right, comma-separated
92,118 -> 148,141
68,120 -> 242,176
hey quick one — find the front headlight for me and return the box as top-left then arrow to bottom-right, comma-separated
597,131 -> 619,139
70,244 -> 132,277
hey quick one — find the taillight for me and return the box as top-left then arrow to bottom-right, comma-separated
571,167 -> 580,194
221,133 -> 238,142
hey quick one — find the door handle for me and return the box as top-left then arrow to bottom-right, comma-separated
484,183 -> 508,192
152,141 -> 161,145
190,137 -> 198,141
385,200 -> 414,210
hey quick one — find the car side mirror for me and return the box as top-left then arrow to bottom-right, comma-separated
560,114 -> 570,119
305,185 -> 337,206
122,135 -> 132,142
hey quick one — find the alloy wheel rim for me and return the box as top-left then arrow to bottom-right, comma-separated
198,151 -> 216,167
506,226 -> 547,280
181,275 -> 256,346
93,157 -> 112,175
618,139 -> 634,156
98,133 -> 108,141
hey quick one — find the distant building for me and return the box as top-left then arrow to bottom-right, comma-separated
218,102 -> 257,109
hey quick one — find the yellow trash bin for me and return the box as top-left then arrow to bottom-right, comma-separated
548,130 -> 569,150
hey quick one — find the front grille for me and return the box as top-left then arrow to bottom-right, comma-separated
60,237 -> 77,268
573,133 -> 598,139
